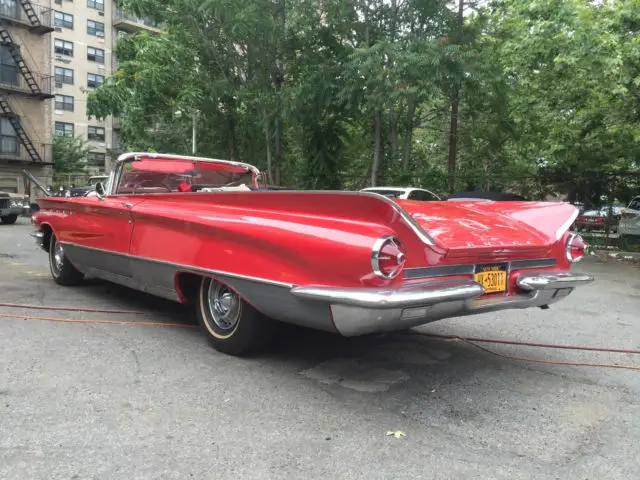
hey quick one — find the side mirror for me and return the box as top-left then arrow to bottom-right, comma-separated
95,182 -> 106,198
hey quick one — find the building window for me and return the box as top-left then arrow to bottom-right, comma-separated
0,45 -> 18,86
54,67 -> 73,85
0,118 -> 18,154
54,39 -> 73,57
55,122 -> 74,138
87,47 -> 104,64
87,0 -> 104,10
87,20 -> 105,37
87,151 -> 106,170
55,94 -> 74,111
0,1 -> 20,19
87,73 -> 104,88
54,11 -> 73,29
87,126 -> 105,141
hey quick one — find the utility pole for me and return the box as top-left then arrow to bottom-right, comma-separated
448,0 -> 464,195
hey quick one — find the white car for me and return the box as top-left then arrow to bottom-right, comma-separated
619,196 -> 640,239
361,187 -> 440,201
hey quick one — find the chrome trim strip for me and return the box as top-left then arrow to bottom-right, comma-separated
511,258 -> 557,270
404,258 -> 557,280
290,279 -> 485,309
404,264 -> 474,279
556,206 -> 579,240
516,272 -> 594,292
29,231 -> 44,239
58,242 -> 295,288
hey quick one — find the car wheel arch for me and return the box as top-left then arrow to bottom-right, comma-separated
40,223 -> 54,252
174,271 -> 259,311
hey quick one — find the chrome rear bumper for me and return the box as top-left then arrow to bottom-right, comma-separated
291,271 -> 594,336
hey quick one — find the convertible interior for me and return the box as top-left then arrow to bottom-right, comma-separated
116,158 -> 259,195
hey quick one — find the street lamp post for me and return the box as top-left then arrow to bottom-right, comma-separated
175,109 -> 198,154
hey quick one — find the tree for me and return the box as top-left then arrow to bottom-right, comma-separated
52,136 -> 89,173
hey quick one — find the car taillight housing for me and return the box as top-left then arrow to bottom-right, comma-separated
372,236 -> 406,279
566,232 -> 586,263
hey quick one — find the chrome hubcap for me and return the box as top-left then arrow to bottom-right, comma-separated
53,242 -> 64,271
207,281 -> 241,330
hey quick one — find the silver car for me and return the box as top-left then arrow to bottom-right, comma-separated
619,196 -> 640,240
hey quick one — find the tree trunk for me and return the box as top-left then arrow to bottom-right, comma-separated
264,111 -> 273,182
389,107 -> 399,163
448,94 -> 459,194
402,96 -> 416,171
274,113 -> 282,185
272,0 -> 285,186
371,110 -> 382,186
228,117 -> 238,162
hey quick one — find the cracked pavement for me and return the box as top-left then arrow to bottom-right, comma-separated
1,220 -> 640,479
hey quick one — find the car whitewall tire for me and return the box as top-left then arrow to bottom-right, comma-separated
197,277 -> 276,356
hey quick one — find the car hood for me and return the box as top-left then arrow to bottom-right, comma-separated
395,199 -> 577,252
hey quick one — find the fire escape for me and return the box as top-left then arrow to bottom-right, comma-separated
0,1 -> 54,164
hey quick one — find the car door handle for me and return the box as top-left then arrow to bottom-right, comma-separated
121,202 -> 133,208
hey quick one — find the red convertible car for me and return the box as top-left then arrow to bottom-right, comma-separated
30,152 -> 594,356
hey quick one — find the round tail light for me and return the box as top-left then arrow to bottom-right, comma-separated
372,236 -> 406,279
566,232 -> 586,263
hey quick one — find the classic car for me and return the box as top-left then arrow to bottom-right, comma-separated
30,152 -> 594,356
574,206 -> 623,233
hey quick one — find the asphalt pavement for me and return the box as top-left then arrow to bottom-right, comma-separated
1,219 -> 640,479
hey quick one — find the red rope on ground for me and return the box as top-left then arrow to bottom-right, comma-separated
0,302 -> 148,315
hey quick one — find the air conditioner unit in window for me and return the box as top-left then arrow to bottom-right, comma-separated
98,11 -> 104,16
54,27 -> 62,32
55,82 -> 62,88
96,31 -> 104,37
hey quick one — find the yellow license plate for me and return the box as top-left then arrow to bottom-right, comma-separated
473,264 -> 508,294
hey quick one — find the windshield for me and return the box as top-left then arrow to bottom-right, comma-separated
114,158 -> 259,194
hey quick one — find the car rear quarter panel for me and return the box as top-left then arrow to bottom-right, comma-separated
127,191 -> 441,288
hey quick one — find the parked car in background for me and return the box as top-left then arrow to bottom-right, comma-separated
88,175 -> 108,186
361,187 -> 441,201
619,196 -> 640,239
0,191 -> 28,224
31,152 -> 593,357
574,206 -> 623,233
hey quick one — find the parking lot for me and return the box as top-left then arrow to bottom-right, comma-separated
2,219 -> 640,479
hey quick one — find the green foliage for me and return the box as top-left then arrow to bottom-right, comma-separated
52,136 -> 89,173
87,0 -> 639,200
